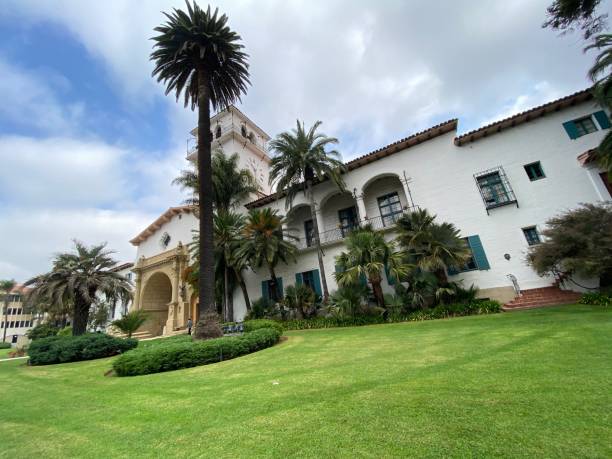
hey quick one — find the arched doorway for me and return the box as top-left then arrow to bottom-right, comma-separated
141,272 -> 173,336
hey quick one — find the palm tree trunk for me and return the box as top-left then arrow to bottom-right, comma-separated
307,180 -> 329,302
224,266 -> 230,321
194,65 -> 222,339
235,269 -> 251,312
72,294 -> 90,336
268,265 -> 280,302
370,278 -> 385,309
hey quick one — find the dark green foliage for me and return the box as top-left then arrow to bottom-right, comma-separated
26,323 -> 59,340
113,327 -> 282,377
242,319 -> 284,334
543,0 -> 606,39
111,310 -> 148,338
57,326 -> 72,337
528,203 -> 612,286
28,334 -> 137,366
0,342 -> 11,349
579,292 -> 612,306
245,297 -> 273,319
281,300 -> 501,330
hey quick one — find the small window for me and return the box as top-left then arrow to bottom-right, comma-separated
522,226 -> 541,246
240,124 -> 247,137
338,206 -> 358,237
461,238 -> 478,271
574,116 -> 598,137
160,232 -> 171,249
474,168 -> 517,210
301,271 -> 315,291
377,192 -> 403,227
215,125 -> 222,138
524,161 -> 545,181
304,219 -> 314,247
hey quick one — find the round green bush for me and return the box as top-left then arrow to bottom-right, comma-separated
243,319 -> 283,334
26,323 -> 59,340
28,333 -> 138,365
113,327 -> 282,377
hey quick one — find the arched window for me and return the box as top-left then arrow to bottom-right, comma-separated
215,125 -> 222,138
241,124 -> 247,137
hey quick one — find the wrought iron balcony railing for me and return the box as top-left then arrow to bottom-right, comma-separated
292,206 -> 418,250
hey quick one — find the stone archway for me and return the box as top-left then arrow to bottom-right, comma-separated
141,272 -> 173,336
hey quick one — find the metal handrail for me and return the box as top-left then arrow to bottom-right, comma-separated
293,206 -> 419,250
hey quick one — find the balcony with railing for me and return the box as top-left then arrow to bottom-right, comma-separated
292,206 -> 418,251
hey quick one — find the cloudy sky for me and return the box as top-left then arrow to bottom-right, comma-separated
0,0 -> 608,280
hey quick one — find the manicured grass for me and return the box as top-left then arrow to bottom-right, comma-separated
0,305 -> 610,457
0,348 -> 11,359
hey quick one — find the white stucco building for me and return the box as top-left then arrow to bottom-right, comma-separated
128,89 -> 612,335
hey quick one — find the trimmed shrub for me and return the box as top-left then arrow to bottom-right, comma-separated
28,334 -> 138,366
26,323 -> 59,340
57,326 -> 72,337
579,292 -> 612,306
0,342 -> 11,349
113,327 -> 282,377
243,319 -> 283,334
281,300 -> 501,330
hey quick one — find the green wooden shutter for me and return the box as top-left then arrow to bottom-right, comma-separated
295,272 -> 303,285
594,110 -> 611,129
447,265 -> 459,276
467,235 -> 490,270
562,121 -> 579,139
384,263 -> 396,285
277,277 -> 284,297
312,269 -> 322,297
261,280 -> 269,301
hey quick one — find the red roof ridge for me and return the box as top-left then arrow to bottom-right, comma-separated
130,205 -> 196,246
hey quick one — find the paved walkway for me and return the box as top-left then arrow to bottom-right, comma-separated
0,356 -> 28,362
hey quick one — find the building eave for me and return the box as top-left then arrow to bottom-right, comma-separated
130,206 -> 196,246
245,119 -> 458,209
454,88 -> 594,146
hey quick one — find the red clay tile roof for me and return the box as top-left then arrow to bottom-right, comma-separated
454,88 -> 593,146
245,119 -> 458,209
130,206 -> 196,246
577,148 -> 598,166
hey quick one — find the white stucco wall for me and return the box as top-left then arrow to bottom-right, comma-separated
135,212 -> 199,260
232,99 -> 610,315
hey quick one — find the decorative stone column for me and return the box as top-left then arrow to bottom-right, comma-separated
314,203 -> 326,239
132,256 -> 145,310
355,192 -> 367,222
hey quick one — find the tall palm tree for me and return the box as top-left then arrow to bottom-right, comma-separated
586,34 -> 612,178
238,208 -> 297,301
173,150 -> 260,209
24,242 -> 132,336
269,120 -> 346,302
395,209 -> 471,285
151,1 -> 249,339
1,279 -> 16,343
334,225 -> 409,309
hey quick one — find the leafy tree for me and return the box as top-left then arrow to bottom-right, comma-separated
283,284 -> 316,319
24,242 -> 132,336
328,285 -> 369,318
151,1 -> 249,339
111,310 -> 148,338
395,209 -> 471,285
238,208 -> 297,302
0,279 -> 16,343
269,120 -> 346,302
528,203 -> 612,287
543,0 -> 607,39
173,150 -> 260,209
334,225 -> 409,309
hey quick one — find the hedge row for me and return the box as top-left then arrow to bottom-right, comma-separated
113,327 -> 282,377
279,300 -> 502,331
0,342 -> 11,349
579,292 -> 612,306
28,333 -> 138,366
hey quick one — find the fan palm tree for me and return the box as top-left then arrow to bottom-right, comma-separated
269,120 -> 346,302
395,209 -> 471,285
173,150 -> 260,209
238,208 -> 297,301
334,225 -> 409,309
1,279 -> 16,343
151,1 -> 249,339
111,310 -> 148,339
24,242 -> 132,336
586,34 -> 612,178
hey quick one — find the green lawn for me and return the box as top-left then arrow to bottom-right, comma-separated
0,348 -> 11,359
0,305 -> 610,458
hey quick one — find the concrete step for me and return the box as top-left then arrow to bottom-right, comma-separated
503,286 -> 581,311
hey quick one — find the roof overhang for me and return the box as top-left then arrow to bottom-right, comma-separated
454,88 -> 593,146
130,206 -> 196,246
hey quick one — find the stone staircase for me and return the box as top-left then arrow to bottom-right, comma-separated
503,286 -> 581,311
